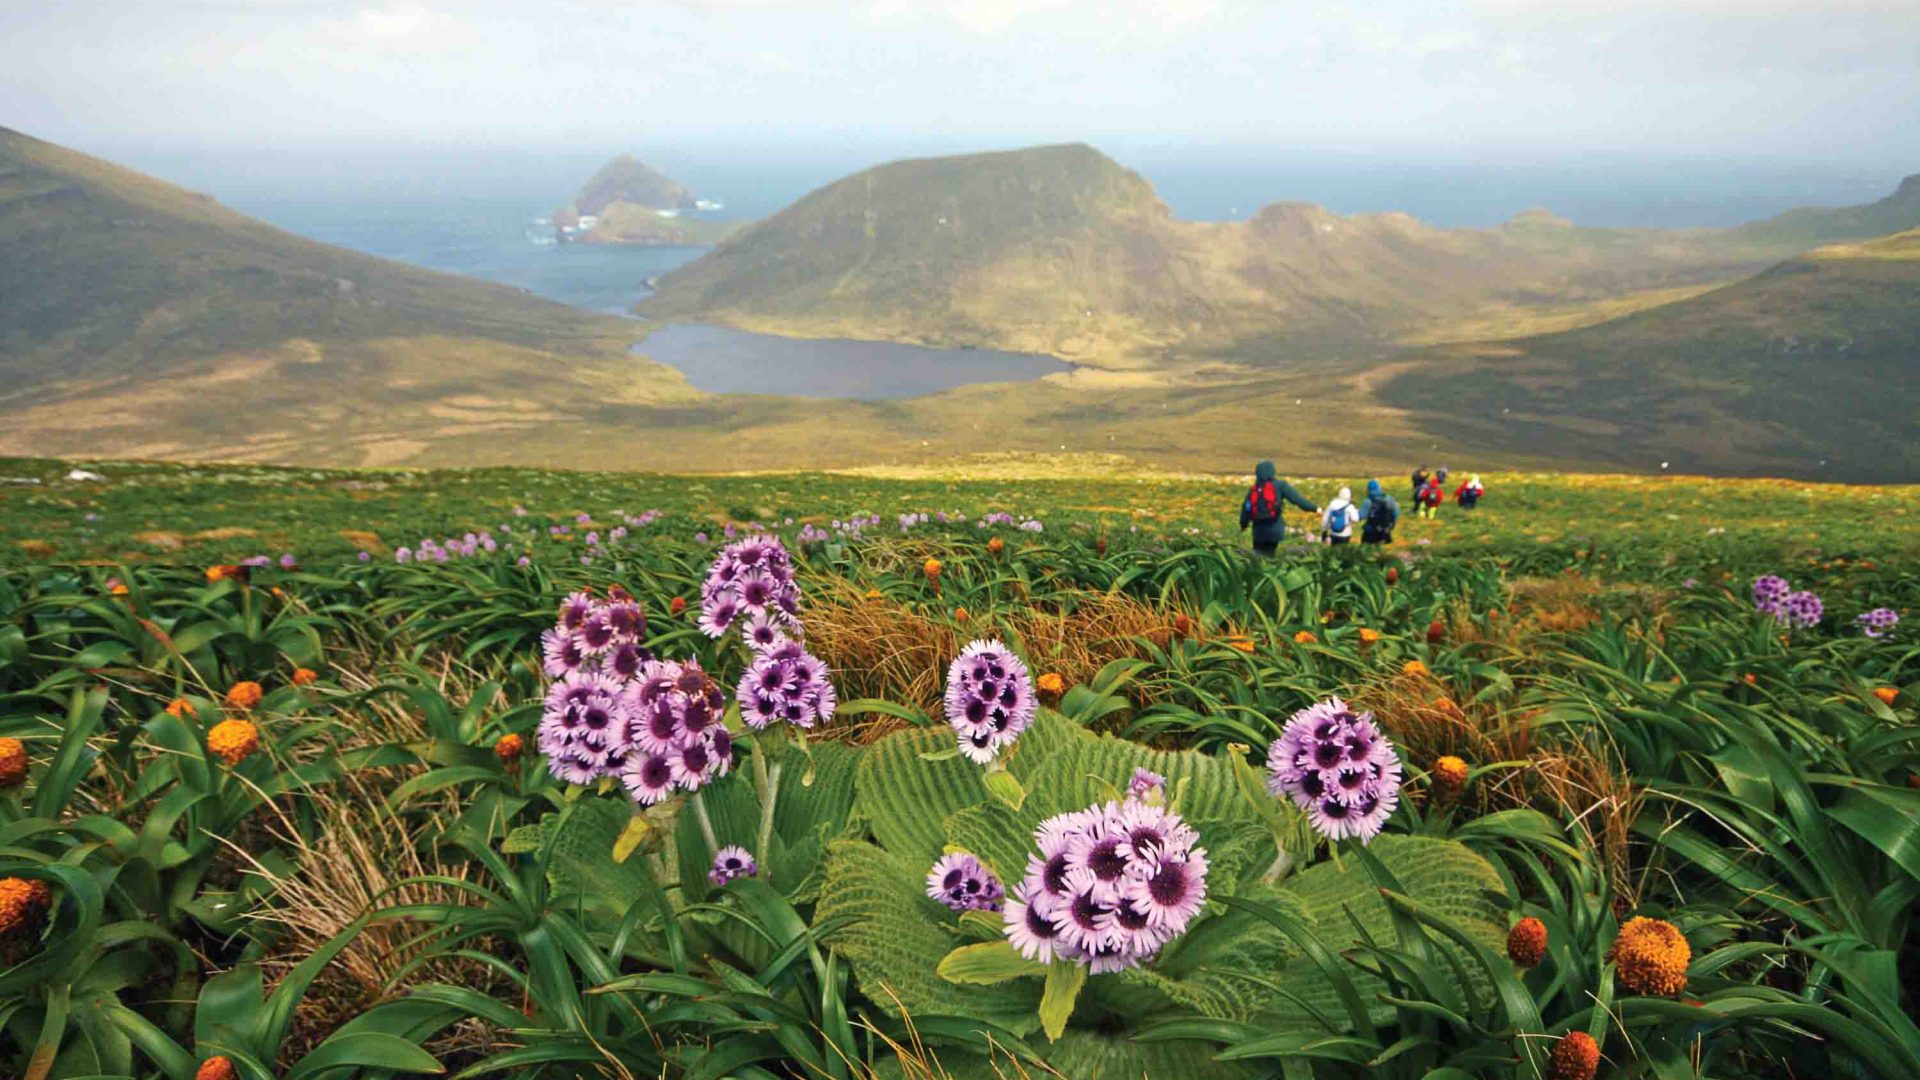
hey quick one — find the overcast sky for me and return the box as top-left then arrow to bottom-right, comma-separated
3,0 -> 1919,164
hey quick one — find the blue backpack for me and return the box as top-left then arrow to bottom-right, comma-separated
1326,506 -> 1349,532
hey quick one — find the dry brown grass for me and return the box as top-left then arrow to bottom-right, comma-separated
1352,670 -> 1535,813
1535,743 -> 1643,907
803,584 -> 1187,742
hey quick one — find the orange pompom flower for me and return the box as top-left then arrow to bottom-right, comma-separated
290,667 -> 319,686
1875,687 -> 1899,706
670,596 -> 688,615
923,557 -> 942,580
1609,917 -> 1691,996
1293,630 -> 1318,644
988,536 -> 1005,555
863,589 -> 884,602
0,737 -> 27,788
1431,755 -> 1469,801
224,681 -> 263,710
1425,619 -> 1446,644
206,719 -> 261,767
1358,627 -> 1382,645
0,876 -> 53,938
166,697 -> 197,719
953,607 -> 969,623
195,1056 -> 239,1080
1402,659 -> 1430,677
1385,566 -> 1399,585
1546,1031 -> 1600,1080
1225,637 -> 1255,653
1507,916 -> 1547,968
495,733 -> 524,767
1036,672 -> 1066,697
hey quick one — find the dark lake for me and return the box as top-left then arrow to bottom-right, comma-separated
634,324 -> 1073,399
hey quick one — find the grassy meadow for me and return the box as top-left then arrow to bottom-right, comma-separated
1,455 -> 1916,1079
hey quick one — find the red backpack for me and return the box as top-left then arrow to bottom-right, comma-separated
1248,480 -> 1279,523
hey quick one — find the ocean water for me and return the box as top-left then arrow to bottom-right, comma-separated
111,141 -> 1912,316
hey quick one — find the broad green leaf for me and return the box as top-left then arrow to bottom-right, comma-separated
937,941 -> 1046,986
1039,960 -> 1086,1042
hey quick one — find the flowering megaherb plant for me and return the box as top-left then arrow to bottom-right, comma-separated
1752,574 -> 1823,628
1857,607 -> 1899,638
1002,797 -> 1210,972
926,852 -> 1005,912
1266,697 -> 1404,843
945,639 -> 1037,764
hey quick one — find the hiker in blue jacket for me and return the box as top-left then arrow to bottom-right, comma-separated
1240,461 -> 1318,558
1358,479 -> 1400,545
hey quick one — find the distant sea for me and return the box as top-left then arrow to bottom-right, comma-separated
102,141 -> 1911,314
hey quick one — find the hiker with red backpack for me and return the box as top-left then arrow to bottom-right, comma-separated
1416,474 -> 1446,519
1240,460 -> 1318,557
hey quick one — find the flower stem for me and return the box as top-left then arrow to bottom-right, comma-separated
689,790 -> 719,858
754,753 -> 784,886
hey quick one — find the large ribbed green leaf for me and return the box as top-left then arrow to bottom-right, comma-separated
818,839 -> 1042,1034
1107,882 -> 1313,1023
1041,1029 -> 1253,1079
545,797 -> 653,922
854,725 -> 991,868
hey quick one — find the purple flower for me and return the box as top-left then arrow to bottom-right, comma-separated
1858,608 -> 1900,638
709,845 -> 759,886
1266,697 -> 1403,844
735,644 -> 836,730
278,553 -> 297,569
537,670 -> 632,783
394,547 -> 412,563
1127,768 -> 1166,802
926,852 -> 1005,912
694,531 -> 709,545
517,556 -> 531,567
1002,797 -> 1207,972
1752,575 -> 1791,617
1783,590 -> 1824,629
357,551 -> 371,562
944,639 -> 1036,764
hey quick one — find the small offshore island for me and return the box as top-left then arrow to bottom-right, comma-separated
546,155 -> 742,247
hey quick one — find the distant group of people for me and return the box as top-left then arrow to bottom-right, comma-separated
1238,459 -> 1487,556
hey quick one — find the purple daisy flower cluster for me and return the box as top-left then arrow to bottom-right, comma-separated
1782,590 -> 1824,628
541,589 -> 650,682
1127,768 -> 1166,802
978,512 -> 1045,533
944,639 -> 1037,764
699,537 -> 802,641
709,845 -> 758,886
395,529 -> 503,564
1266,698 -> 1403,844
1857,608 -> 1900,638
925,852 -> 1005,912
618,659 -> 735,804
1751,575 -> 1791,617
1002,798 -> 1210,972
737,641 -> 838,730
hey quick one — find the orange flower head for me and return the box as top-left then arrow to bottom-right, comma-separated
495,733 -> 525,765
1036,673 -> 1066,697
670,596 -> 688,615
1875,687 -> 1899,706
1742,673 -> 1758,686
290,667 -> 319,686
953,607 -> 969,623
1095,537 -> 1108,556
1546,1031 -> 1600,1080
0,737 -> 26,788
1488,607 -> 1501,621
207,719 -> 261,767
1402,659 -> 1430,678
863,589 -> 884,602
1432,755 -> 1469,799
224,681 -> 263,711
1507,916 -> 1547,968
1385,566 -> 1399,585
1358,628 -> 1382,645
0,876 -> 53,938
195,1056 -> 239,1080
987,536 -> 1005,556
1609,917 -> 1691,996
1290,630 -> 1314,645
166,697 -> 197,719
1173,613 -> 1193,637
206,564 -> 247,584
923,557 -> 942,580
1226,638 -> 1255,653
1426,619 -> 1446,644
110,582 -> 130,596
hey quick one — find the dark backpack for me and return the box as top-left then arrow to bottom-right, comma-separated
1365,498 -> 1396,538
1248,481 -> 1279,523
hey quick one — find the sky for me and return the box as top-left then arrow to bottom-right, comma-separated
4,0 -> 1920,166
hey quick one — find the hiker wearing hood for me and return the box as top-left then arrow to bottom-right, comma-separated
1359,479 -> 1400,545
1455,474 -> 1485,510
1321,486 -> 1359,545
1240,461 -> 1317,557
1410,465 -> 1431,503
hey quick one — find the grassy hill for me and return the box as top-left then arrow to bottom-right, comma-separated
639,144 -> 1920,366
1377,230 -> 1920,481
0,127 -> 696,464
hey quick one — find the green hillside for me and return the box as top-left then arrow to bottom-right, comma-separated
0,127 -> 696,465
639,144 -> 1920,366
1378,230 -> 1920,481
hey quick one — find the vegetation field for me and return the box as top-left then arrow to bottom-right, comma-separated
0,456 -> 1916,1079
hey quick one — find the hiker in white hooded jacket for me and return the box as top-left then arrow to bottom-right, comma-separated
1320,486 -> 1360,545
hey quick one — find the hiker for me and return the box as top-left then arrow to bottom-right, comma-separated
1435,465 -> 1451,490
1321,486 -> 1359,545
1417,475 -> 1445,519
1455,474 -> 1485,510
1410,464 -> 1431,503
1240,460 -> 1317,558
1359,479 -> 1399,545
